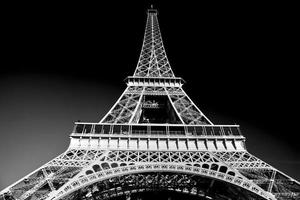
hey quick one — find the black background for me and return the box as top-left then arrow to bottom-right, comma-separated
1,1 -> 299,188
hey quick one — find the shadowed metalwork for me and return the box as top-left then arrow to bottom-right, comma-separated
1,7 -> 299,200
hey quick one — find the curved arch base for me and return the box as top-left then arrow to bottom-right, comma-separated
63,172 -> 267,200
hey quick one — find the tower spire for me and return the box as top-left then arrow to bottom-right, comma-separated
134,6 -> 174,77
100,8 -> 213,125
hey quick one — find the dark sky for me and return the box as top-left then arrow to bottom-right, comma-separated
1,1 -> 299,190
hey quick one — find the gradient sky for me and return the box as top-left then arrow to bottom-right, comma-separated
1,1 -> 299,190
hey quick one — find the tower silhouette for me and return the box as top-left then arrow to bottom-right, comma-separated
1,7 -> 299,200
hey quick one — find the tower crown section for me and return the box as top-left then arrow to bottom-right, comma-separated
133,8 -> 176,79
99,7 -> 214,127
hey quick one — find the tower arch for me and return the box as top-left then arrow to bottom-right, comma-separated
50,163 -> 274,200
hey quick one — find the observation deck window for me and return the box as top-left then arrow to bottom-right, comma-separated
103,125 -> 111,134
212,127 -> 222,136
223,127 -> 232,135
132,125 -> 147,135
195,126 -> 204,135
205,127 -> 214,136
231,127 -> 240,136
121,125 -> 129,134
169,126 -> 185,135
150,126 -> 166,135
83,124 -> 92,134
94,125 -> 102,134
75,124 -> 84,134
112,125 -> 121,134
187,126 -> 196,135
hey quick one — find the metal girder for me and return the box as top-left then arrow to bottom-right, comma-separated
134,10 -> 174,78
0,149 -> 105,200
101,87 -> 141,124
1,150 -> 299,199
45,162 -> 275,200
36,149 -> 277,199
213,151 -> 272,169
213,151 -> 300,199
100,85 -> 213,125
167,93 -> 212,125
1,6 -> 300,200
62,173 -> 268,200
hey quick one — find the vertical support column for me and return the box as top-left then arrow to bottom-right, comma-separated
129,87 -> 145,123
268,170 -> 277,192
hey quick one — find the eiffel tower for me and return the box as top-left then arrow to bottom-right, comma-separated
1,7 -> 299,200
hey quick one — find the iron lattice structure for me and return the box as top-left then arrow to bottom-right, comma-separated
1,8 -> 299,200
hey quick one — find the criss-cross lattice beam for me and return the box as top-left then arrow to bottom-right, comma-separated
0,149 -> 105,200
129,87 -> 145,123
134,9 -> 174,78
62,173 -> 268,200
166,88 -> 213,125
213,151 -> 271,169
100,85 -> 213,125
45,162 -> 275,200
100,87 -> 141,124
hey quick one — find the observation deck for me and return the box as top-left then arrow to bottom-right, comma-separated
126,76 -> 185,87
69,122 -> 246,152
72,122 -> 242,137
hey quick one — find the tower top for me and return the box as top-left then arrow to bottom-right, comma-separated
148,5 -> 157,14
134,6 -> 173,78
102,9 -> 212,125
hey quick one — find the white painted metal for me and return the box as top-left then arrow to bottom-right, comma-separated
1,6 -> 299,200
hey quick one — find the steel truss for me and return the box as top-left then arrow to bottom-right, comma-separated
1,7 -> 299,200
25,150 -> 274,200
134,9 -> 174,78
100,86 -> 211,125
62,172 -> 267,200
1,147 -> 299,200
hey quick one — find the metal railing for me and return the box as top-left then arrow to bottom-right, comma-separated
71,123 -> 242,137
